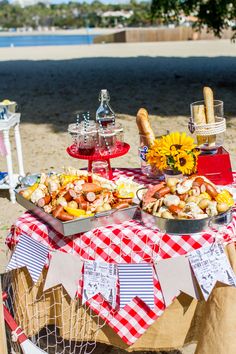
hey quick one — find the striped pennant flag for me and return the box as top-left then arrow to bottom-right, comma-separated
118,263 -> 154,309
6,234 -> 49,283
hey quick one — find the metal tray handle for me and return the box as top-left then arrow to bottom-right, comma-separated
94,209 -> 117,219
208,208 -> 233,229
136,187 -> 148,202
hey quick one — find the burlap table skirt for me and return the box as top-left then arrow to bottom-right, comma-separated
10,243 -> 236,353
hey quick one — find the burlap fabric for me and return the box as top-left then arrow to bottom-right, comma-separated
10,243 -> 236,352
195,243 -> 236,354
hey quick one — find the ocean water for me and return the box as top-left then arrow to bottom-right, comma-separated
0,34 -> 96,47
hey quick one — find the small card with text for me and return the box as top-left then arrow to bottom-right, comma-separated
188,243 -> 236,300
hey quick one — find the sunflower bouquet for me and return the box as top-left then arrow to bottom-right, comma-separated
146,132 -> 200,175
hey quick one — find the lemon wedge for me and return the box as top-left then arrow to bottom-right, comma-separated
64,207 -> 86,217
117,192 -> 134,199
64,206 -> 94,218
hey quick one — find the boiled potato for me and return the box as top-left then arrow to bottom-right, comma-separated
178,201 -> 186,209
198,198 -> 210,210
161,211 -> 175,219
96,206 -> 105,212
166,177 -> 179,188
67,201 -> 78,209
187,196 -> 199,204
103,203 -> 112,211
217,202 -> 229,213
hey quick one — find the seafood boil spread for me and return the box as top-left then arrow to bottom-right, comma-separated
18,168 -> 141,222
141,176 -> 234,220
13,86 -> 235,233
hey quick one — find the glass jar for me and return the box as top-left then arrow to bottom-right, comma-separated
98,127 -> 117,156
91,161 -> 109,179
163,168 -> 183,182
68,123 -> 81,145
77,127 -> 97,156
107,122 -> 124,148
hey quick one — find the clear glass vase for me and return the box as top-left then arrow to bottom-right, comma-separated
163,168 -> 183,182
138,128 -> 169,179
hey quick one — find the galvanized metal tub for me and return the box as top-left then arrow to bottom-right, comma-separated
140,208 -> 232,234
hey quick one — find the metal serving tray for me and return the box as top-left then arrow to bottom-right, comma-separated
140,208 -> 232,234
15,189 -> 138,236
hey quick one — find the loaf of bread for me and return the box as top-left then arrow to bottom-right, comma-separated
136,108 -> 155,146
192,104 -> 207,146
203,86 -> 216,146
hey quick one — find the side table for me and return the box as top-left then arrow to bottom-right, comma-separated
0,113 -> 25,203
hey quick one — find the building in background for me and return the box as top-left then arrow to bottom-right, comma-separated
13,0 -> 50,7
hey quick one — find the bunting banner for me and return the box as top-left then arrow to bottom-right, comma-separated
82,261 -> 117,308
6,234 -> 49,283
118,263 -> 154,309
188,242 -> 236,300
154,256 -> 199,307
43,251 -> 83,299
6,233 -> 236,310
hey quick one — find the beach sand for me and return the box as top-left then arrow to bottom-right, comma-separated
0,39 -> 236,354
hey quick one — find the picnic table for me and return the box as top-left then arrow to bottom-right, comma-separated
5,168 -> 236,353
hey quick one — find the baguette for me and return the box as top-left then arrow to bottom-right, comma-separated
203,86 -> 216,146
192,104 -> 207,146
136,108 -> 155,146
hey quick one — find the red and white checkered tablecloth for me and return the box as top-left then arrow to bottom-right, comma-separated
7,169 -> 236,345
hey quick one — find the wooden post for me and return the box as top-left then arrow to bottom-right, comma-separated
0,276 -> 8,353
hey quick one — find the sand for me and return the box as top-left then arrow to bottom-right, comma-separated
0,39 -> 236,354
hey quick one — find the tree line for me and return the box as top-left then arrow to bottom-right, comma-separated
0,0 -> 152,29
0,0 -> 235,37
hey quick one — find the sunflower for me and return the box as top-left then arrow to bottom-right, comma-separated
146,132 -> 199,175
146,150 -> 168,170
159,132 -> 196,155
174,151 -> 195,175
156,155 -> 168,170
150,138 -> 162,152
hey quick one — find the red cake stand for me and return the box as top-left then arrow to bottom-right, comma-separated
66,143 -> 130,179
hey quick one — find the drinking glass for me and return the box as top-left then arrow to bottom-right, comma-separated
107,122 -> 124,148
77,127 -> 96,156
98,127 -> 117,156
190,100 -> 225,153
68,123 -> 82,145
190,100 -> 223,119
91,160 -> 109,179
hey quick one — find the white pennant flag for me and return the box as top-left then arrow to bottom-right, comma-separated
44,251 -> 83,299
6,234 -> 49,283
118,263 -> 155,309
188,243 -> 236,300
154,256 -> 199,307
82,261 -> 117,308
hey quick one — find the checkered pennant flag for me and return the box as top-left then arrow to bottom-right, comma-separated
118,263 -> 155,309
6,233 -> 49,283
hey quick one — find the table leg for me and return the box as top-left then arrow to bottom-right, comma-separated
107,159 -> 113,179
3,129 -> 15,203
14,123 -> 25,177
88,161 -> 93,182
